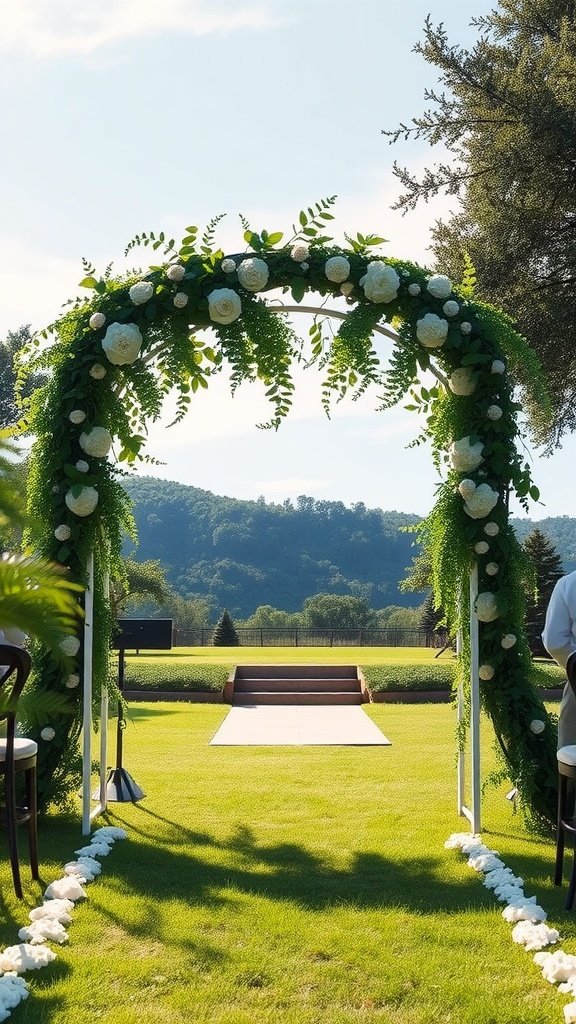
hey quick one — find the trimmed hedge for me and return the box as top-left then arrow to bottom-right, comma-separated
123,658 -> 565,694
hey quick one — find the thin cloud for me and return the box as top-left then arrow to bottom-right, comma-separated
2,0 -> 282,57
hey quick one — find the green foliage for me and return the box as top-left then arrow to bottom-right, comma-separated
124,660 -> 230,692
523,528 -> 565,656
301,593 -> 376,630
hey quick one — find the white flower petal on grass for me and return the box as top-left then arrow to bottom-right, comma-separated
92,826 -> 126,840
18,920 -> 69,945
536,950 -> 576,982
0,975 -> 29,1017
468,852 -> 504,872
0,943 -> 56,973
503,902 -> 547,923
512,921 -> 560,951
74,842 -> 112,858
29,899 -> 74,925
564,1001 -> 576,1023
44,877 -> 86,902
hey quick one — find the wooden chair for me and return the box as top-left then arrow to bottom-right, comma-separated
0,644 -> 39,898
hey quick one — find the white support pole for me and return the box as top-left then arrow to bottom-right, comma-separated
456,627 -> 465,815
81,550 -> 94,836
469,563 -> 481,833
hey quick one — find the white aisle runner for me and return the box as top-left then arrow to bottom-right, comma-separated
210,705 -> 391,746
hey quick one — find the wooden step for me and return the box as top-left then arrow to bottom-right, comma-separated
226,663 -> 371,705
234,664 -> 358,680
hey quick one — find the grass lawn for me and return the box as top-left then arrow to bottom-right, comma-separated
124,645 -> 443,665
0,700 -> 572,1023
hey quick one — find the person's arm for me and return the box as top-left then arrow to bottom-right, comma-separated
542,581 -> 576,669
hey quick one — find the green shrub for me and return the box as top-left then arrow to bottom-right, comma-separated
124,662 -> 232,692
362,659 -> 565,693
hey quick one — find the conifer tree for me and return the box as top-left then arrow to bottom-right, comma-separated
385,2 -> 576,442
523,528 -> 564,656
212,609 -> 240,647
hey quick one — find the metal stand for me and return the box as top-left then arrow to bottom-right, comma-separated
100,648 -> 145,803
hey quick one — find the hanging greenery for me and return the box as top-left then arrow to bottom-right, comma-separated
17,199 -> 556,826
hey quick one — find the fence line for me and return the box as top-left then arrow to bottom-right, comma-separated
171,627 -> 448,648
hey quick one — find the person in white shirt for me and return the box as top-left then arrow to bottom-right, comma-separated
542,571 -> 576,748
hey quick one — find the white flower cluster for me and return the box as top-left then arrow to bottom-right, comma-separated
445,832 -> 560,972
443,300 -> 459,317
487,404 -> 503,421
173,292 -> 188,309
221,258 -> 236,273
129,281 -> 154,305
166,264 -> 185,282
474,541 -> 489,555
54,525 -> 71,542
40,727 -> 55,742
485,562 -> 499,576
0,828 -> 127,1022
416,313 -> 449,349
325,256 -> 350,283
479,664 -> 495,681
408,282 -> 421,296
102,322 -> 143,366
534,951 -> 576,1021
208,288 -> 241,324
80,427 -> 112,458
65,486 -> 99,517
89,312 -> 106,331
237,257 -> 269,292
360,262 -> 400,303
89,362 -> 107,380
68,409 -> 86,425
475,592 -> 500,622
449,367 -> 477,396
501,633 -> 516,649
426,274 -> 453,299
450,436 -> 484,473
530,719 -> 546,735
458,480 -> 499,519
291,244 -> 309,263
59,635 -> 80,657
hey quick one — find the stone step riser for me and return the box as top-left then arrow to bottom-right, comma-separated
234,679 -> 362,693
235,665 -> 358,681
233,692 -> 364,706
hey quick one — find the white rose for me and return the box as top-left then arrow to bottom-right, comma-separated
173,292 -> 188,309
486,562 -> 499,575
69,410 -> 86,425
484,522 -> 499,536
41,727 -> 55,741
360,262 -> 400,303
449,367 -> 477,396
54,525 -> 71,542
487,405 -> 503,421
208,289 -> 242,325
501,633 -> 517,649
65,486 -> 99,517
237,258 -> 269,292
65,674 -> 80,688
80,427 -> 112,458
426,274 -> 453,299
76,460 -> 89,473
463,483 -> 499,519
129,281 -> 154,305
443,300 -> 460,317
450,437 -> 484,473
290,244 -> 309,263
491,359 -> 506,375
102,322 -> 143,366
89,312 -> 106,330
460,322 -> 472,334
474,541 -> 489,554
166,264 -> 185,282
221,258 -> 236,274
416,313 -> 449,349
530,719 -> 545,735
475,592 -> 500,622
458,479 -> 477,501
325,256 -> 350,283
408,283 -> 421,296
479,664 -> 495,681
340,282 -> 354,297
89,363 -> 107,380
60,635 -> 80,657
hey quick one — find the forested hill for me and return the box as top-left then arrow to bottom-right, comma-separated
123,477 -> 421,618
123,476 -> 576,619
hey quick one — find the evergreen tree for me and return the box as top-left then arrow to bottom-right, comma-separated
523,527 -> 565,656
384,2 -> 576,442
212,609 -> 240,647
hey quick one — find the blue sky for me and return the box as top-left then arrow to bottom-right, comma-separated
2,0 -> 573,520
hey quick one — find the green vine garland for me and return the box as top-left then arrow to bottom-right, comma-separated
18,199 -> 557,826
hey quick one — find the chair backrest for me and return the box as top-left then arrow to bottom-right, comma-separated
0,645 -> 32,745
567,652 -> 576,698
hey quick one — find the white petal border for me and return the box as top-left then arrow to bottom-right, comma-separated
0,826 -> 126,1020
445,832 -> 576,1021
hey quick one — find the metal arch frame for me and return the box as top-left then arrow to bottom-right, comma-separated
82,301 -> 477,833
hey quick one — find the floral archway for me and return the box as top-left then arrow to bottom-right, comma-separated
19,199 -> 557,828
